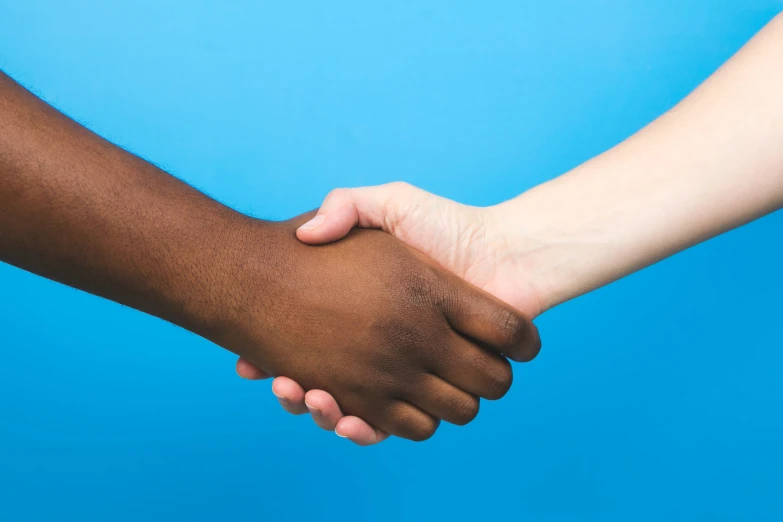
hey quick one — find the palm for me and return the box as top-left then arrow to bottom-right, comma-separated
387,195 -> 544,319
247,184 -> 546,446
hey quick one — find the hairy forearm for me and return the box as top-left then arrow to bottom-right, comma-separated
496,14 -> 783,310
0,71 -> 256,335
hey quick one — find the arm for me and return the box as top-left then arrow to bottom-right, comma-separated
262,13 -> 783,444
0,71 -> 240,333
495,12 -> 783,310
0,71 -> 539,442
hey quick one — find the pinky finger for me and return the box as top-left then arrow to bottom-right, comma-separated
335,416 -> 390,446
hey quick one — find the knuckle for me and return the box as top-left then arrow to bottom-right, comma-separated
409,417 -> 439,442
387,181 -> 413,194
373,319 -> 450,369
377,318 -> 430,355
405,272 -> 431,303
483,358 -> 513,400
493,308 -> 528,348
325,187 -> 352,204
435,282 -> 461,319
402,266 -> 442,309
450,395 -> 480,426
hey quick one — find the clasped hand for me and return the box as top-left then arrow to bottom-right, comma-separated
236,184 -> 544,445
226,208 -> 540,443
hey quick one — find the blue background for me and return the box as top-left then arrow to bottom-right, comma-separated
1,1 -> 782,520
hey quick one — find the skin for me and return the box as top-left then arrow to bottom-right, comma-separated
0,71 -> 542,442
249,12 -> 783,445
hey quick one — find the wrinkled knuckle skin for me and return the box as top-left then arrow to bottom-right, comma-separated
484,358 -> 513,400
376,318 -> 433,362
494,308 -> 529,349
451,396 -> 480,426
408,417 -> 440,442
371,317 -> 450,380
435,282 -> 461,320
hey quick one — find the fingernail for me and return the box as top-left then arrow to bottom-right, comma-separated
307,404 -> 322,418
335,428 -> 347,438
298,215 -> 324,231
272,391 -> 289,405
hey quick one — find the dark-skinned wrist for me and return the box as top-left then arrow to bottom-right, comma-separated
176,211 -> 291,363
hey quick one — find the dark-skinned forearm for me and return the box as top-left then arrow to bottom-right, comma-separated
0,71 -> 258,336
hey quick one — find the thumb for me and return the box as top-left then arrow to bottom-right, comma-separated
296,182 -> 419,245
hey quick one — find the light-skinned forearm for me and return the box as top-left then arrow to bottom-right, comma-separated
495,13 -> 783,310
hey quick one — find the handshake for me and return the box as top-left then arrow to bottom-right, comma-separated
4,14 -> 782,449
2,72 -> 559,448
210,184 -> 546,445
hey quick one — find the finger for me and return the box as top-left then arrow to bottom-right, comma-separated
236,357 -> 271,380
271,377 -> 309,415
371,401 -> 441,442
431,333 -> 514,400
442,275 -> 541,362
304,389 -> 346,432
404,374 -> 480,426
295,182 -> 420,245
335,416 -> 390,446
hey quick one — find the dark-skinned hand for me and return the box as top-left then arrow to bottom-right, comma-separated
208,211 -> 540,441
